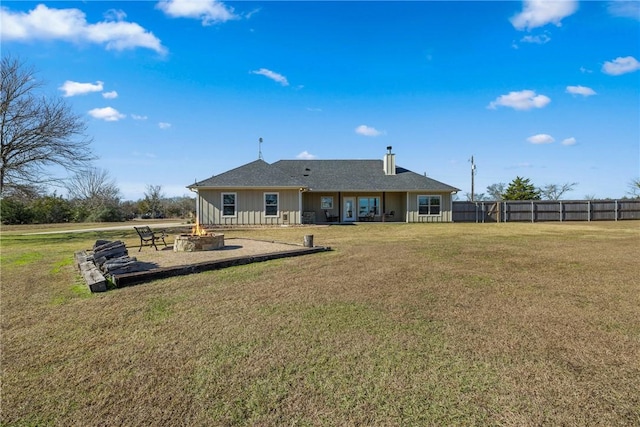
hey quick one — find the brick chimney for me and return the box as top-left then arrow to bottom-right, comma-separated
383,146 -> 396,175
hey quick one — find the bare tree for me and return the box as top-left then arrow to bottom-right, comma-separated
66,168 -> 122,222
486,183 -> 505,200
465,192 -> 486,201
144,184 -> 165,218
628,178 -> 640,198
66,168 -> 120,210
539,182 -> 577,200
0,56 -> 94,196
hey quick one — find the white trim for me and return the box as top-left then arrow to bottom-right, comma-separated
221,192 -> 237,217
357,196 -> 381,217
298,189 -> 303,224
406,192 -> 409,222
343,196 -> 356,222
195,190 -> 201,224
264,192 -> 279,217
320,196 -> 334,209
417,194 -> 442,216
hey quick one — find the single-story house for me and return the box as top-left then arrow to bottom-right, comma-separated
188,146 -> 459,225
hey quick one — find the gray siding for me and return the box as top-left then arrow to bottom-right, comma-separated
197,189 -> 456,225
406,192 -> 454,223
198,189 -> 301,225
302,192 -> 340,216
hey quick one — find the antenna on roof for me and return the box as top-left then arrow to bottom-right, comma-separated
258,137 -> 263,160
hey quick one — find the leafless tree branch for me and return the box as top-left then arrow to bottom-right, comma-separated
1,55 -> 95,195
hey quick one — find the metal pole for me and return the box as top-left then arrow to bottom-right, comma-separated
531,200 -> 534,223
559,201 -> 563,222
470,156 -> 476,202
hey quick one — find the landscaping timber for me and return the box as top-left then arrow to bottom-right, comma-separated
78,260 -> 107,293
93,240 -> 127,268
75,240 -> 153,292
112,245 -> 331,287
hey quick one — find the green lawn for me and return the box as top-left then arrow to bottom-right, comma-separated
1,222 -> 639,426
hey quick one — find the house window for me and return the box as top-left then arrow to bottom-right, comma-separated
321,196 -> 333,209
222,193 -> 236,216
418,195 -> 441,215
264,193 -> 279,216
358,197 -> 380,217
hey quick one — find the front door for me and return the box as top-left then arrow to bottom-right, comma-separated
343,197 -> 355,222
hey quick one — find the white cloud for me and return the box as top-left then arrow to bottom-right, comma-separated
520,34 -> 551,44
159,122 -> 172,129
580,66 -> 593,74
104,9 -> 127,22
102,90 -> 118,99
561,137 -> 577,146
608,1 -> 640,20
59,80 -> 103,97
527,133 -> 555,144
602,56 -> 640,75
156,0 -> 238,25
511,0 -> 578,31
488,90 -> 551,110
296,151 -> 317,160
0,4 -> 166,53
88,107 -> 125,121
506,162 -> 534,169
566,85 -> 596,96
251,68 -> 289,86
355,125 -> 382,137
132,114 -> 148,120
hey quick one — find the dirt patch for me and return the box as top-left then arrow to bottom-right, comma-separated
129,237 -> 306,268
112,237 -> 330,287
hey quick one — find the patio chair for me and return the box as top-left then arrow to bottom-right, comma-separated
134,226 -> 167,251
324,210 -> 339,222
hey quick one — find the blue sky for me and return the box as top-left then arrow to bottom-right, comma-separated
2,0 -> 639,200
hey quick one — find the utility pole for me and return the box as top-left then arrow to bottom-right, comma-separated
470,155 -> 476,202
258,137 -> 263,160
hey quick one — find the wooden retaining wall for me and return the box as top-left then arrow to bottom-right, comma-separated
452,200 -> 640,223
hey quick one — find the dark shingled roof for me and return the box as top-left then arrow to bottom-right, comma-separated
190,159 -> 301,188
189,159 -> 459,192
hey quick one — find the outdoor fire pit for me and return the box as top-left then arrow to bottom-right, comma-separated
173,223 -> 224,252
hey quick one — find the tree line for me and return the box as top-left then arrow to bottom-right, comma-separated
1,180 -> 194,225
465,177 -> 640,202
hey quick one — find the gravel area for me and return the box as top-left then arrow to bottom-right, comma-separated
129,237 -> 307,268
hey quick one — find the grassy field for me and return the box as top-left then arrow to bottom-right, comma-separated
1,221 -> 639,426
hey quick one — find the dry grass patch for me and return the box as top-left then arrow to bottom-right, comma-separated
1,222 -> 639,425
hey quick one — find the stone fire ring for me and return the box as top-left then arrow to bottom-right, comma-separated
174,233 -> 224,252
